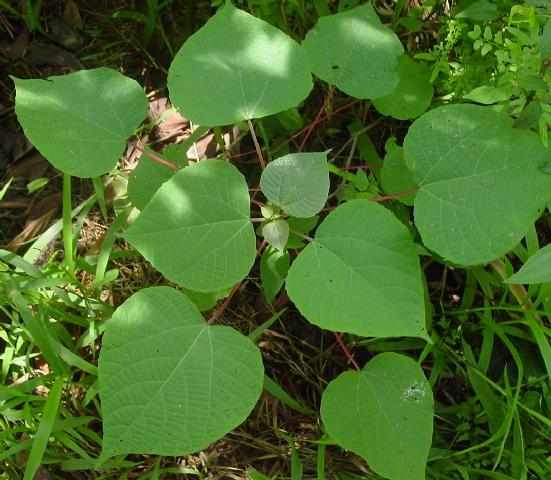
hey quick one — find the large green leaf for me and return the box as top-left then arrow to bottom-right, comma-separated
260,152 -> 330,218
373,56 -> 433,120
286,200 -> 427,339
321,353 -> 433,480
127,155 -> 175,210
506,244 -> 551,284
380,139 -> 417,206
404,104 -> 551,266
167,2 -> 312,126
99,287 -> 264,457
13,68 -> 147,178
302,3 -> 403,99
124,159 -> 256,292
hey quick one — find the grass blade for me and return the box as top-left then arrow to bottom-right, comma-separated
263,375 -> 314,415
24,376 -> 65,480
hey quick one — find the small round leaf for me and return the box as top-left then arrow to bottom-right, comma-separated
321,353 -> 433,480
124,159 -> 256,292
13,68 -> 147,178
262,219 -> 289,251
302,3 -> 403,99
286,200 -> 427,339
99,287 -> 264,457
260,152 -> 330,218
167,2 -> 312,126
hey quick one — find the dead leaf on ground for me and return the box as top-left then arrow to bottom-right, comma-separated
46,18 -> 83,50
0,129 -> 33,167
63,0 -> 83,30
8,150 -> 49,180
148,96 -> 189,143
187,128 -> 238,161
0,29 -> 30,60
7,193 -> 60,251
122,137 -> 146,170
186,132 -> 217,160
26,41 -> 82,69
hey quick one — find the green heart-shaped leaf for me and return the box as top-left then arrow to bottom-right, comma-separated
260,152 -> 330,218
99,287 -> 263,457
128,155 -> 175,210
167,2 -> 312,126
373,56 -> 433,120
13,68 -> 147,178
321,353 -> 433,480
404,104 -> 551,266
286,200 -> 427,339
124,159 -> 256,291
302,3 -> 403,99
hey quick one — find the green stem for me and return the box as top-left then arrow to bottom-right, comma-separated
93,207 -> 132,289
62,174 -> 74,273
92,177 -> 108,221
213,127 -> 226,156
490,259 -> 551,380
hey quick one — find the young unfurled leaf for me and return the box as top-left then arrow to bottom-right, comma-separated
380,139 -> 417,206
506,244 -> 551,284
302,3 -> 403,99
124,159 -> 256,292
262,219 -> 289,251
127,155 -> 175,210
99,287 -> 264,457
260,247 -> 290,304
167,2 -> 312,126
373,56 -> 433,120
260,152 -> 330,218
321,353 -> 433,480
404,104 -> 551,266
13,68 -> 147,178
286,200 -> 427,339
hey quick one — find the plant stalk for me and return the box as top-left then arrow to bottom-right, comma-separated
62,173 -> 74,273
247,119 -> 266,169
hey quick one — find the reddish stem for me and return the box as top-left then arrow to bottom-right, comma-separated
371,187 -> 419,203
298,95 -> 330,152
334,333 -> 360,370
137,142 -> 178,171
208,282 -> 242,324
248,119 -> 266,169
